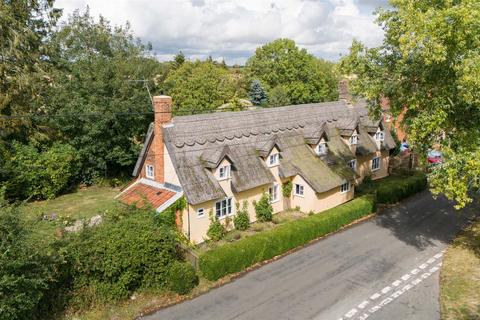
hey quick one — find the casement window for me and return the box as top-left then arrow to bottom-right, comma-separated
146,164 -> 154,179
372,157 -> 381,171
215,197 -> 233,218
196,208 -> 205,218
340,182 -> 350,193
294,183 -> 304,196
316,142 -> 328,156
349,133 -> 358,146
348,159 -> 357,171
268,153 -> 279,167
268,183 -> 280,203
218,165 -> 231,180
375,131 -> 385,142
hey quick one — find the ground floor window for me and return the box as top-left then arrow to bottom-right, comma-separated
340,182 -> 350,193
215,197 -> 233,218
294,183 -> 304,196
372,157 -> 381,171
196,208 -> 205,217
269,183 -> 279,203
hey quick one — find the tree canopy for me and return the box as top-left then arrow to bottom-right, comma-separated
164,60 -> 236,115
340,0 -> 480,208
245,39 -> 338,105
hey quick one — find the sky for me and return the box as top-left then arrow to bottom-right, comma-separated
55,0 -> 389,65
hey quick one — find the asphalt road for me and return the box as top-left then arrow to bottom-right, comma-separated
144,191 -> 478,320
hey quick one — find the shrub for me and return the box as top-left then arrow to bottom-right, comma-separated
199,195 -> 375,281
234,201 -> 250,230
154,197 -> 186,228
207,211 -> 226,241
0,206 -> 64,320
3,142 -> 79,200
253,193 -> 273,222
282,181 -> 292,198
66,208 -> 184,305
375,172 -> 427,204
167,261 -> 199,295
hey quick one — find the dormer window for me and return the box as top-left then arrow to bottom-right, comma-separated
375,130 -> 385,142
349,133 -> 358,146
218,165 -> 231,180
268,153 -> 279,167
316,142 -> 328,156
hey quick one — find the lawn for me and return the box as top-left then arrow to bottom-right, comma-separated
20,186 -> 121,244
440,220 -> 480,320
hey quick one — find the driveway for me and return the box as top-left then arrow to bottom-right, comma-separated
144,191 -> 478,320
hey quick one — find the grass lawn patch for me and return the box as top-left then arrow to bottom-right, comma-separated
20,186 -> 120,244
440,220 -> 480,320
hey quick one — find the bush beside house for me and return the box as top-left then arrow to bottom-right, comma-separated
375,172 -> 427,204
199,195 -> 375,281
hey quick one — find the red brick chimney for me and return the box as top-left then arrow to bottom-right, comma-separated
153,95 -> 172,183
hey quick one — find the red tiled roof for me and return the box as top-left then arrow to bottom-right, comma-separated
118,183 -> 175,209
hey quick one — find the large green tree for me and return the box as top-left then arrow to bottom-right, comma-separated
0,0 -> 61,139
245,39 -> 338,105
340,0 -> 480,208
164,60 -> 236,114
44,10 -> 168,181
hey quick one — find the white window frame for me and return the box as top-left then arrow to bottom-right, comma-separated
268,153 -> 279,167
340,182 -> 350,193
294,183 -> 304,197
215,197 -> 233,219
372,157 -> 381,171
316,142 -> 328,156
196,208 -> 205,218
146,164 -> 154,179
349,133 -> 358,146
268,183 -> 280,203
348,159 -> 357,171
218,165 -> 231,180
375,131 -> 385,142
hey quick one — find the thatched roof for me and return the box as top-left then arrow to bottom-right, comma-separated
155,101 -> 396,205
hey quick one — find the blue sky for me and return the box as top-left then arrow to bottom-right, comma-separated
55,0 -> 389,64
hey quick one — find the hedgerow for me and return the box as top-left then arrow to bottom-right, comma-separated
199,195 -> 375,281
375,172 -> 427,204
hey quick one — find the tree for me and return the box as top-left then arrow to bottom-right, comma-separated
249,80 -> 268,106
173,51 -> 186,69
339,1 -> 480,208
44,9 -> 168,182
245,39 -> 338,105
164,60 -> 236,115
0,0 -> 61,139
268,85 -> 291,107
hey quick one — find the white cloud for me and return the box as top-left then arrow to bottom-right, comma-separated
55,0 -> 388,64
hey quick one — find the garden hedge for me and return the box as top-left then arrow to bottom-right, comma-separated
199,195 -> 375,281
375,172 -> 427,204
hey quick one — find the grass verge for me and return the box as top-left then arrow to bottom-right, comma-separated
440,220 -> 480,320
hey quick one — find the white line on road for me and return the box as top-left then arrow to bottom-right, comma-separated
337,252 -> 444,320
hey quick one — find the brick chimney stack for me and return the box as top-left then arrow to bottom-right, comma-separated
153,95 -> 172,183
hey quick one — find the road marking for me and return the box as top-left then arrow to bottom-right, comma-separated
381,286 -> 392,294
345,308 -> 358,318
401,274 -> 411,281
337,250 -> 445,320
369,293 -> 381,300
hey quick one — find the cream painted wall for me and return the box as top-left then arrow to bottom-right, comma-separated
163,145 -> 180,186
290,175 -> 354,213
357,150 -> 390,183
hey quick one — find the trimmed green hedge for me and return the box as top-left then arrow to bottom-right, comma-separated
199,195 -> 375,281
375,172 -> 427,204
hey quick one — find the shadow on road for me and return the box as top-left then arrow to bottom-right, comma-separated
374,191 -> 479,250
